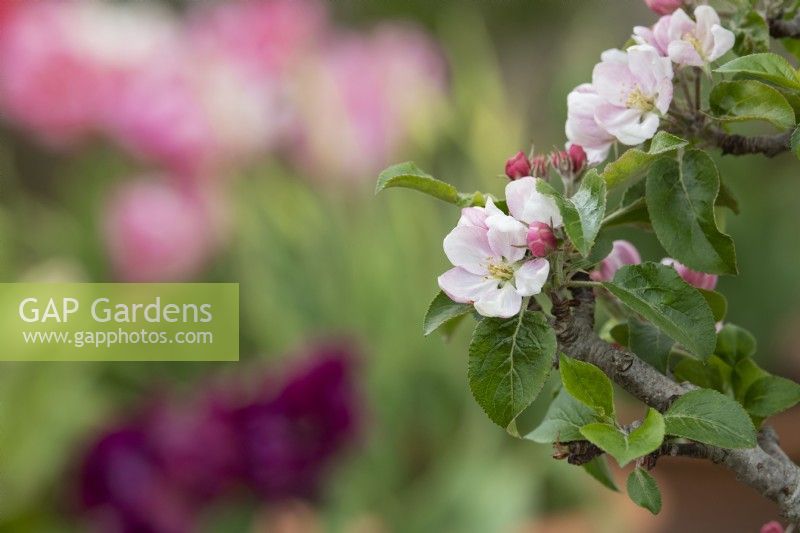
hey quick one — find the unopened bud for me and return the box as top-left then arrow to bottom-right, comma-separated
661,258 -> 718,290
531,155 -> 548,178
568,144 -> 587,173
526,222 -> 557,257
505,151 -> 531,180
760,522 -> 784,533
644,0 -> 682,15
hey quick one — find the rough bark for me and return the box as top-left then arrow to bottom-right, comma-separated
709,130 -> 792,158
770,14 -> 800,39
553,285 -> 800,522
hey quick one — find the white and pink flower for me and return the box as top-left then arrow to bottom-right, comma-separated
565,83 -> 617,164
666,6 -> 735,68
439,178 -> 562,318
592,45 -> 673,146
633,14 -> 673,56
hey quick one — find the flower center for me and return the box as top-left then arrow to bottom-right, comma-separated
683,32 -> 706,60
626,88 -> 655,113
488,262 -> 514,282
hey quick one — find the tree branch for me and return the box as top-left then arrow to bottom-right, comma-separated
553,284 -> 800,521
769,14 -> 800,39
708,130 -> 792,158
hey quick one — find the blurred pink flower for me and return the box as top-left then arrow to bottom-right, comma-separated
591,240 -> 642,282
0,1 -> 177,147
103,179 -> 218,282
291,24 -> 447,181
661,257 -> 718,290
760,521 -> 785,533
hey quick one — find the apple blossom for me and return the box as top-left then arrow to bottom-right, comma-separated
526,222 -> 557,257
438,199 -> 550,318
667,6 -> 735,68
661,258 -> 718,290
505,177 -> 563,228
644,0 -> 682,16
633,14 -> 672,56
505,151 -> 532,179
565,83 -> 616,164
760,521 -> 785,533
531,154 -> 548,178
592,45 -> 673,146
590,240 -> 642,281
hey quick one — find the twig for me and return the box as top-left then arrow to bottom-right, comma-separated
554,279 -> 800,520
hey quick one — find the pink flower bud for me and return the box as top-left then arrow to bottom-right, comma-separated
760,522 -> 785,533
591,240 -> 641,281
505,151 -> 531,180
568,144 -> 587,173
526,222 -> 557,257
661,258 -> 718,291
103,179 -> 218,282
644,0 -> 683,15
531,155 -> 548,178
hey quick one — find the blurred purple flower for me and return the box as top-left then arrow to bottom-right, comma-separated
233,344 -> 360,500
79,343 -> 360,531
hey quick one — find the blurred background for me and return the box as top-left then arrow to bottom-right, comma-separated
0,1 -> 797,532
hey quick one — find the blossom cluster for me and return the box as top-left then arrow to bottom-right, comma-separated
438,177 -> 562,318
0,0 -> 446,282
565,4 -> 734,164
79,344 -> 360,532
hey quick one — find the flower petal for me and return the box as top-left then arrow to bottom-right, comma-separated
709,24 -> 734,62
668,39 -> 703,67
505,177 -> 563,227
514,258 -> 550,296
486,213 -> 528,262
443,225 -> 493,274
474,283 -> 522,318
438,267 -> 496,304
595,104 -> 659,146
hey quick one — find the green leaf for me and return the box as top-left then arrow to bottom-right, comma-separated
664,389 -> 757,448
646,150 -> 737,275
628,319 -> 674,374
437,313 -> 469,342
699,290 -> 727,322
603,263 -> 717,358
673,356 -> 726,393
627,468 -> 662,515
709,80 -> 796,130
743,375 -> 800,418
601,132 -> 688,189
717,180 -> 740,214
468,311 -> 557,428
376,162 -> 484,206
715,323 -> 757,365
559,355 -> 615,420
423,291 -> 471,336
732,357 -> 768,402
580,408 -> 665,467
583,457 -> 619,492
526,388 -> 599,443
716,53 -> 800,91
536,171 -> 606,257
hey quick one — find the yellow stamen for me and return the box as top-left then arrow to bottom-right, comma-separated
626,88 -> 655,113
488,263 -> 514,282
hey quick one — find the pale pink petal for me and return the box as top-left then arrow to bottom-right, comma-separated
600,48 -> 628,63
668,40 -> 704,67
443,226 -> 493,275
458,206 -> 489,229
595,104 -> 658,146
627,45 -> 662,94
709,25 -> 735,62
486,214 -> 528,262
505,177 -> 563,227
474,283 -> 522,318
438,267 -> 496,304
694,6 -> 721,40
484,197 -> 504,217
514,258 -> 550,296
593,59 -> 637,107
667,9 -> 695,42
